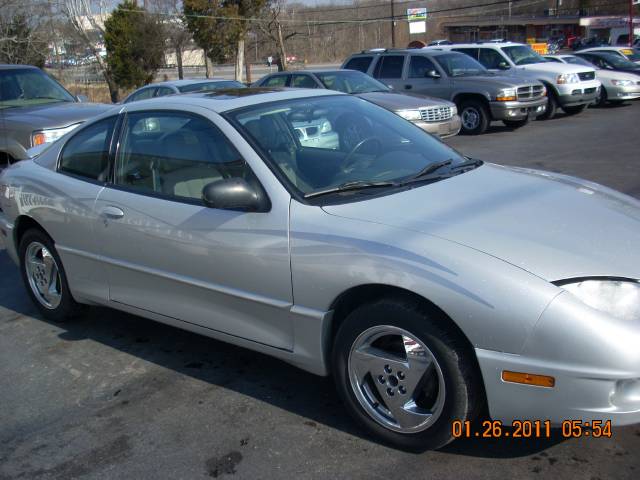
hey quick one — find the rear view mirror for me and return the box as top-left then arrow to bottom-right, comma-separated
425,70 -> 441,78
202,178 -> 269,212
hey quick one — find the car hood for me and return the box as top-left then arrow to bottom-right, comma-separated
322,163 -> 640,281
449,74 -> 533,88
518,62 -> 594,74
355,91 -> 454,110
2,102 -> 114,129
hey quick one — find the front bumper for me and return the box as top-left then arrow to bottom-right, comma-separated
413,115 -> 462,138
557,80 -> 601,107
477,291 -> 640,426
489,97 -> 547,121
607,83 -> 640,101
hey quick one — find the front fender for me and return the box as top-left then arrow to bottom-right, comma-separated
290,201 -> 560,354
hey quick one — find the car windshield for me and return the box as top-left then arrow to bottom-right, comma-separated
501,46 -> 547,65
0,68 -> 75,109
315,71 -> 390,93
178,80 -> 246,93
564,56 -> 596,68
228,95 -> 468,200
601,52 -> 640,68
433,53 -> 487,76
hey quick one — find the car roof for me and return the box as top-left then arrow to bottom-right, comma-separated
354,49 -> 459,57
0,64 -> 40,70
121,88 -> 344,113
149,78 -> 238,88
578,47 -> 636,52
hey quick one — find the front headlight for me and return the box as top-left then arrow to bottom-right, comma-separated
559,279 -> 640,322
496,88 -> 517,101
32,123 -> 82,147
557,73 -> 580,84
396,109 -> 422,121
450,105 -> 457,116
611,79 -> 634,86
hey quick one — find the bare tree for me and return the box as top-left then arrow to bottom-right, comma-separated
62,0 -> 118,102
259,0 -> 299,71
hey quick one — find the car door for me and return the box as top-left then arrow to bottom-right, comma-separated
53,116 -> 119,303
372,54 -> 406,90
403,55 -> 451,98
93,107 -> 294,349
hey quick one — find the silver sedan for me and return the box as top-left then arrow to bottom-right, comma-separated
1,89 -> 639,451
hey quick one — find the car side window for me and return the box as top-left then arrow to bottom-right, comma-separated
453,48 -> 479,60
155,87 -> 175,97
58,116 -> 117,181
479,48 -> 506,69
126,87 -> 156,103
114,111 -> 254,202
262,75 -> 289,87
291,74 -> 318,88
408,56 -> 437,78
374,55 -> 405,79
344,56 -> 373,73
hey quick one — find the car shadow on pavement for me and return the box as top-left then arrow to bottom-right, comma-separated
0,250 -> 566,458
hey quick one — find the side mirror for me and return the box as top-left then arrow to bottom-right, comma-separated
497,61 -> 511,70
387,84 -> 394,90
425,69 -> 441,78
202,178 -> 269,212
76,94 -> 89,102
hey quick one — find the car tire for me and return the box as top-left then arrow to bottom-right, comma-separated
595,87 -> 608,107
332,296 -> 482,451
538,90 -> 558,120
19,228 -> 82,322
502,117 -> 530,129
563,103 -> 587,115
458,100 -> 490,135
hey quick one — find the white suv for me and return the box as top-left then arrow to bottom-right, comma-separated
429,42 -> 601,119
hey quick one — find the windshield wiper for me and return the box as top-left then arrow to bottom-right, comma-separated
304,180 -> 396,199
399,158 -> 483,186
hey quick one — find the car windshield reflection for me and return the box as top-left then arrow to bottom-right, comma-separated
228,95 -> 469,199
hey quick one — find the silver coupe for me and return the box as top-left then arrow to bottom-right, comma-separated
1,88 -> 639,450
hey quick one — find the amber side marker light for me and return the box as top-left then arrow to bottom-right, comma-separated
502,371 -> 555,388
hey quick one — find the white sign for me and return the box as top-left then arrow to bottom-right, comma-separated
409,21 -> 426,34
267,56 -> 273,65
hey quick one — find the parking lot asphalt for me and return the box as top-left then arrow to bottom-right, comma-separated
1,102 -> 640,480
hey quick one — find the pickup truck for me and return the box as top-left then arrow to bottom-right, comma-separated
342,49 -> 547,135
431,42 -> 601,119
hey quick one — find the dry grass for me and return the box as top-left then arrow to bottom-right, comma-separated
62,82 -> 116,104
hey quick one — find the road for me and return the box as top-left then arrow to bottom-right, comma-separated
1,102 -> 639,480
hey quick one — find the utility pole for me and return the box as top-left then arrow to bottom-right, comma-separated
630,0 -> 635,47
390,0 -> 396,48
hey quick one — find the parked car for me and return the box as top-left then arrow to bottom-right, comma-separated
253,69 -> 461,138
577,46 -> 640,64
123,78 -> 246,103
2,89 -> 640,451
432,42 -> 601,119
575,51 -> 640,76
545,54 -> 640,105
0,64 -> 112,165
342,49 -> 547,134
427,39 -> 452,46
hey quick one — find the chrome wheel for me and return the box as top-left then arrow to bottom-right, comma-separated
348,325 -> 446,433
461,107 -> 480,130
25,241 -> 62,309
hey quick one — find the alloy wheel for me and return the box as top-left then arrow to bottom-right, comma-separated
25,241 -> 62,309
348,325 -> 446,433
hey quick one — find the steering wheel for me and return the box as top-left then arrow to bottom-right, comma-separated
342,137 -> 382,172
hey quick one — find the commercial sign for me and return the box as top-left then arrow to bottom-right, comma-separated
530,43 -> 549,55
407,8 -> 428,22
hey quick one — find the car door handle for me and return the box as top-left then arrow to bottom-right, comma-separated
404,84 -> 412,90
101,206 -> 124,219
